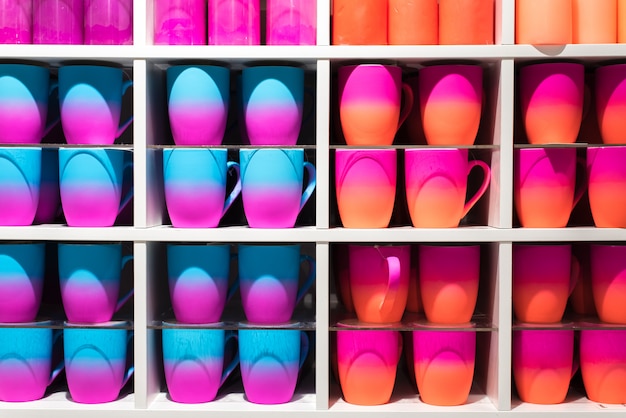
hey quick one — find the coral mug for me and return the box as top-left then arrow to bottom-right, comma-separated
580,329 -> 626,404
587,146 -> 626,227
590,244 -> 626,324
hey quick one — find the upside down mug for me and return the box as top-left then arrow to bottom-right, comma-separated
0,147 -> 42,226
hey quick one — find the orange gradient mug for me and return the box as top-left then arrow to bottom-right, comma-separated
516,0 -> 572,45
595,63 -> 626,144
587,146 -> 626,228
590,244 -> 626,324
580,329 -> 626,404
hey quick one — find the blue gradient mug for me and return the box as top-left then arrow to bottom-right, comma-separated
0,147 -> 42,225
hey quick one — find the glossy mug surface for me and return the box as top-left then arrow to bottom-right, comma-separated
590,244 -> 626,324
596,64 -> 626,144
404,148 -> 491,228
239,148 -> 316,228
208,0 -> 260,45
0,147 -> 42,226
0,324 -> 63,402
58,243 -> 133,323
338,64 -> 413,146
84,0 -> 133,45
154,0 -> 206,44
58,65 -> 133,145
238,244 -> 315,324
0,0 -> 32,43
336,329 -> 402,405
238,328 -> 309,404
58,148 -> 133,227
580,329 -> 626,404
0,242 -> 45,322
167,244 -> 237,324
266,0 -> 316,45
163,148 -> 241,228
348,244 -> 410,323
162,326 -> 239,403
586,146 -> 626,227
33,0 -> 83,44
335,149 -> 397,228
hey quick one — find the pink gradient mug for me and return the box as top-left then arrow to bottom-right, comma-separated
590,244 -> 626,324
0,0 -> 32,43
348,244 -> 410,324
580,329 -> 626,404
419,244 -> 480,324
338,64 -> 414,146
595,63 -> 626,144
413,328 -> 476,406
513,329 -> 576,404
513,244 -> 578,324
419,64 -> 483,145
520,62 -> 585,144
587,146 -> 626,227
404,148 -> 491,228
336,329 -> 402,405
335,149 -> 397,228
514,147 -> 586,228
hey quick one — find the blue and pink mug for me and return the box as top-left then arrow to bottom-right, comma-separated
0,147 -> 42,226
0,242 -> 45,322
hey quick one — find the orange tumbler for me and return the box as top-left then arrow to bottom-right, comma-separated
388,0 -> 438,45
439,0 -> 494,45
332,0 -> 387,45
573,0 -> 617,44
516,0 -> 573,45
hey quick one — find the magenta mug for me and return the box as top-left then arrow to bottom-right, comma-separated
404,148 -> 491,228
154,0 -> 206,45
84,0 -> 133,45
595,63 -> 626,144
208,0 -> 260,45
590,244 -> 626,324
0,0 -> 32,43
580,329 -> 626,404
33,0 -> 83,44
266,0 -> 316,45
587,146 -> 626,227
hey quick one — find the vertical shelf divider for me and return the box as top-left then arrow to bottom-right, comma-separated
497,59 -> 515,229
133,241 -> 150,409
316,242 -> 330,410
316,59 -> 331,230
497,241 -> 513,411
133,59 -> 149,229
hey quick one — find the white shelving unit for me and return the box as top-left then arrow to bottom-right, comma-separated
2,0 -> 626,416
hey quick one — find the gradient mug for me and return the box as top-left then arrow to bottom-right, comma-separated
419,245 -> 480,324
64,322 -> 134,404
520,62 -> 585,144
0,0 -> 32,43
590,244 -> 626,324
335,149 -> 397,228
413,328 -> 476,406
348,244 -> 410,323
405,148 -> 491,228
58,65 -> 133,145
84,0 -> 133,44
419,64 -> 483,145
239,328 -> 309,404
238,244 -> 315,324
332,0 -> 387,45
513,329 -> 576,404
513,244 -> 578,323
580,329 -> 626,404
208,0 -> 260,45
58,243 -> 134,323
336,330 -> 402,405
0,324 -> 64,402
239,148 -> 316,228
338,64 -> 413,146
0,64 -> 57,144
587,146 -> 626,227
573,0 -> 617,44
596,63 -> 626,144
514,147 -> 585,228
0,242 -> 45,322
33,0 -> 83,44
167,65 -> 230,145
34,148 -> 61,224
162,325 -> 239,403
242,65 -> 305,146
58,148 -> 133,227
439,0 -> 494,45
154,0 -> 206,44
167,244 -> 238,324
0,147 -> 42,226
163,148 -> 241,228
516,0 -> 572,45
266,0 -> 316,45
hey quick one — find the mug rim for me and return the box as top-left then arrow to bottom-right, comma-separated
64,320 -> 131,329
237,320 -> 302,329
161,320 -> 225,329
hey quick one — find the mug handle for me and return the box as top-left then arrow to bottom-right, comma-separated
572,157 -> 587,210
115,80 -> 134,139
379,255 -> 401,318
43,81 -> 61,137
298,332 -> 310,370
299,162 -> 317,211
49,330 -> 65,385
461,159 -> 491,218
295,255 -> 316,305
226,253 -> 240,302
118,158 -> 134,214
114,255 -> 135,313
222,161 -> 242,216
121,332 -> 135,388
397,82 -> 415,131
220,331 -> 240,387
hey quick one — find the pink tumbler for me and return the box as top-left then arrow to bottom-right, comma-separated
208,0 -> 260,45
0,0 -> 32,43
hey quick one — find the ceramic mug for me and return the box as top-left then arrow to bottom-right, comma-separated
580,329 -> 626,404
348,244 -> 410,323
338,64 -> 413,146
413,328 -> 476,406
587,146 -> 626,227
58,243 -> 134,323
154,0 -> 205,44
438,0 -> 494,45
513,244 -> 578,323
0,147 -> 42,226
332,0 -> 387,45
238,328 -> 309,404
208,0 -> 260,45
404,148 -> 491,228
33,0 -> 83,44
266,0 -> 316,45
34,148 -> 61,224
513,329 -> 576,404
0,0 -> 32,43
238,244 -> 315,324
335,149 -> 397,228
514,147 -> 585,228
58,64 -> 133,145
166,65 -> 230,145
162,325 -> 239,403
419,64 -> 483,145
590,244 -> 626,324
84,0 -> 133,45
0,324 -> 64,401
167,243 -> 238,324
239,148 -> 316,228
388,0 -> 437,45
516,0 -> 572,45
520,62 -> 585,144
58,148 -> 133,227
573,0 -> 617,44
336,329 -> 402,405
163,148 -> 241,228
419,244 -> 480,324
0,242 -> 45,322
596,63 -> 626,144
64,322 -> 134,404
